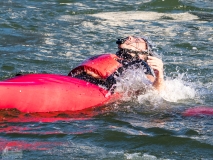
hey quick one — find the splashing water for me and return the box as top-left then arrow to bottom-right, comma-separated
114,67 -> 196,106
114,65 -> 153,101
160,74 -> 196,102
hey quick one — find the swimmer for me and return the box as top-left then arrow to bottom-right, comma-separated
69,35 -> 165,92
116,36 -> 164,91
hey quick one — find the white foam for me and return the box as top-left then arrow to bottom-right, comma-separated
57,11 -> 201,42
114,67 -> 196,105
92,11 -> 199,26
124,153 -> 170,160
58,11 -> 199,27
160,75 -> 196,102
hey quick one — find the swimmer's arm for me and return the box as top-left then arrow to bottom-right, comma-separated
147,56 -> 165,91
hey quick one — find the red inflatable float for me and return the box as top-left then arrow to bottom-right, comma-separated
0,54 -> 121,113
0,74 -> 120,113
182,106 -> 213,116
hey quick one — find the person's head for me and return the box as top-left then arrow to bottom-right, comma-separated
116,36 -> 154,61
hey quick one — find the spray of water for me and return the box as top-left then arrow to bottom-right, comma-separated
113,65 -> 153,101
160,74 -> 196,102
113,67 -> 196,107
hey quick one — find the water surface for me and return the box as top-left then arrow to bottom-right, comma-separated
0,0 -> 213,159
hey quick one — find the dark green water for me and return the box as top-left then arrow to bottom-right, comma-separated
0,0 -> 213,159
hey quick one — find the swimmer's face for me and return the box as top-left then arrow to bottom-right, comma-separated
117,36 -> 148,60
118,36 -> 147,52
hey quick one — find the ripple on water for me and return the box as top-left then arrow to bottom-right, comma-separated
0,0 -> 213,159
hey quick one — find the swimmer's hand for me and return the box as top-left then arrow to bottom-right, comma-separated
147,56 -> 164,91
147,56 -> 164,78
